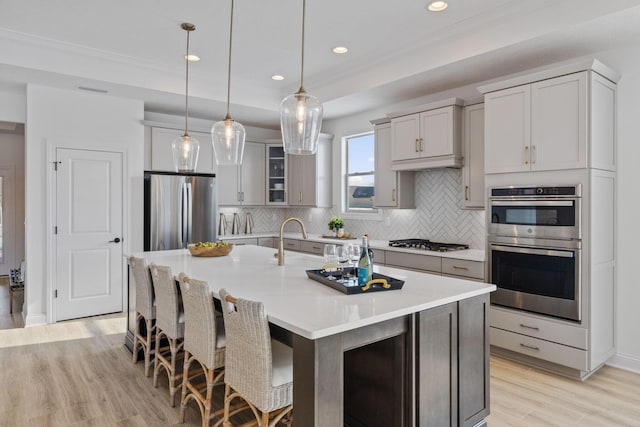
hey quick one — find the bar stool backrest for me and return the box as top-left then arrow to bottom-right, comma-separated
150,264 -> 183,339
178,274 -> 223,369
219,288 -> 277,411
129,256 -> 154,320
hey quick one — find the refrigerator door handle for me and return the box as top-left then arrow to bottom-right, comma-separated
181,182 -> 188,247
186,182 -> 193,244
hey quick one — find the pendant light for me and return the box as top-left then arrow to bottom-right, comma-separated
172,23 -> 200,172
212,0 -> 246,165
280,0 -> 323,155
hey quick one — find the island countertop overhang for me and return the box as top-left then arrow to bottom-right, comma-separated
131,245 -> 495,340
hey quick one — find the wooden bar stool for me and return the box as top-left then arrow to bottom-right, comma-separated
150,263 -> 185,407
177,274 -> 226,427
219,289 -> 293,427
129,256 -> 156,377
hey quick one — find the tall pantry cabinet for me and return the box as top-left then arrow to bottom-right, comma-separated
479,59 -> 618,379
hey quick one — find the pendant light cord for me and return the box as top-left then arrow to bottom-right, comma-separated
182,23 -> 195,137
225,0 -> 235,120
298,0 -> 306,93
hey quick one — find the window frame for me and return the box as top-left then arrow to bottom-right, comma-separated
341,131 -> 382,220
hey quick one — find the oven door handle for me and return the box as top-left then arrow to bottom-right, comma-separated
490,200 -> 575,207
490,244 -> 575,258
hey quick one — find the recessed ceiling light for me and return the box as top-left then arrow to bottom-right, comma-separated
332,46 -> 349,54
271,74 -> 285,81
427,1 -> 448,12
185,54 -> 200,62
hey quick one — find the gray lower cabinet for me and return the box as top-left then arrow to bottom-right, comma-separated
458,294 -> 490,427
417,293 -> 490,427
417,302 -> 458,426
257,237 -> 274,248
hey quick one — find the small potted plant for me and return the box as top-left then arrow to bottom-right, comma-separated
328,216 -> 345,237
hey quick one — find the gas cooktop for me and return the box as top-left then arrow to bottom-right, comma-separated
388,239 -> 469,252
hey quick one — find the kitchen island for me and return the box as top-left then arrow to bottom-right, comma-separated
127,245 -> 495,426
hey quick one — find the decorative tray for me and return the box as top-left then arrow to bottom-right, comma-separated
306,267 -> 405,295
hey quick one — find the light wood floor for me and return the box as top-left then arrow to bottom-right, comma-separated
1,313 -> 639,426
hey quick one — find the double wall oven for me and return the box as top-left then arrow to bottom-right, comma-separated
488,185 -> 582,322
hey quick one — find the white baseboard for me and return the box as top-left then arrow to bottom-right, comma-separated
606,353 -> 640,374
24,312 -> 47,327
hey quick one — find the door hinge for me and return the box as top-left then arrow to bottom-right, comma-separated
52,161 -> 61,171
54,290 -> 58,298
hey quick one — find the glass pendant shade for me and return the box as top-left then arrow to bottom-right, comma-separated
280,90 -> 323,155
172,133 -> 200,172
213,0 -> 245,166
212,117 -> 246,165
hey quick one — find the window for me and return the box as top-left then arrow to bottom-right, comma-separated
345,132 -> 375,212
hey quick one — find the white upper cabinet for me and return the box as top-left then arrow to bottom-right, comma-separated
217,141 -> 265,206
483,68 -> 616,174
288,134 -> 332,208
462,104 -> 485,209
531,72 -> 587,171
372,121 -> 415,208
150,127 -> 215,174
390,103 -> 463,171
484,86 -> 531,174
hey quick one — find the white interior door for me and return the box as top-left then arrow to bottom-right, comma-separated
55,148 -> 123,321
0,166 -> 16,276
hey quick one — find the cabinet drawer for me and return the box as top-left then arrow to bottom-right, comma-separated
490,306 -> 587,350
385,251 -> 441,273
490,327 -> 588,371
371,248 -> 386,265
227,237 -> 258,246
300,240 -> 324,255
257,237 -> 274,248
441,258 -> 484,280
282,238 -> 301,251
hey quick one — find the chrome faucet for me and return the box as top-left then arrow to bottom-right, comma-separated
277,217 -> 308,266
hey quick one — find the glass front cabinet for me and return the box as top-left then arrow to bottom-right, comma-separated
266,144 -> 287,205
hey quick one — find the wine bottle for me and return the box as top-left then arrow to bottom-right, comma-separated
364,234 -> 374,261
358,236 -> 372,285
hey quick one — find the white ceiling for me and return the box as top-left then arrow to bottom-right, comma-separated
1,0 -> 640,129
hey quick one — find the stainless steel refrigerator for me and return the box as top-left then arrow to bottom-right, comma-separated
144,171 -> 217,251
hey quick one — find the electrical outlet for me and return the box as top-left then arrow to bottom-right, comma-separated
385,216 -> 391,227
272,213 -> 277,221
308,212 -> 313,222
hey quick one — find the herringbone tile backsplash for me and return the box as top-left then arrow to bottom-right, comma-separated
220,168 -> 485,249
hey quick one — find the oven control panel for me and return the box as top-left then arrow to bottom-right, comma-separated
491,185 -> 580,198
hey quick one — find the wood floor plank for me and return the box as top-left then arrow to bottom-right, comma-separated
2,313 -> 640,426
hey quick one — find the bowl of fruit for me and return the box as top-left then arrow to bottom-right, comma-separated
188,241 -> 233,257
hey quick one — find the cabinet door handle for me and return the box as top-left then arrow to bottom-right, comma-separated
465,185 -> 469,201
452,265 -> 469,271
237,192 -> 241,202
519,323 -> 540,331
520,343 -> 540,351
415,138 -> 420,152
420,138 -> 424,152
392,188 -> 396,202
532,145 -> 537,164
299,192 -> 302,203
524,146 -> 529,165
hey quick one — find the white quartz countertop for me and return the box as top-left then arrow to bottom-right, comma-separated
220,232 -> 485,262
134,245 -> 494,340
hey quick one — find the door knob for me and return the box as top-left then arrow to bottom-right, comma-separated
109,237 -> 121,243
